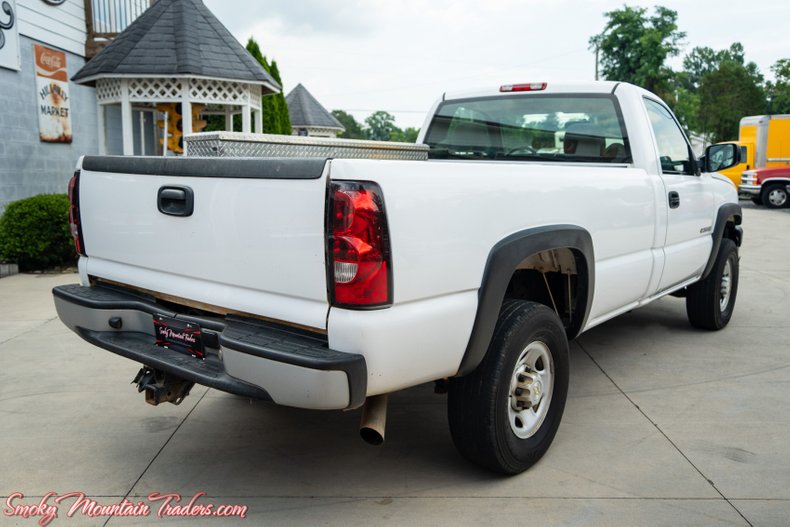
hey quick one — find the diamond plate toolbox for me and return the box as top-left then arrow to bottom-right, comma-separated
185,132 -> 429,161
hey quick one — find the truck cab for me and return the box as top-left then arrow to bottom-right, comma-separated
740,165 -> 790,208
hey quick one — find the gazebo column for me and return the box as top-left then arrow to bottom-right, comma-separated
97,104 -> 107,155
242,103 -> 252,133
225,107 -> 233,132
180,80 -> 192,155
254,109 -> 262,134
120,80 -> 134,155
181,100 -> 192,136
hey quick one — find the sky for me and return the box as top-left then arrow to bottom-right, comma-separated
203,0 -> 790,130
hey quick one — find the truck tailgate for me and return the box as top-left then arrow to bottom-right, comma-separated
77,156 -> 330,330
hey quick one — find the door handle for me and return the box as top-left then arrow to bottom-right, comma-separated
668,191 -> 680,209
158,186 -> 194,217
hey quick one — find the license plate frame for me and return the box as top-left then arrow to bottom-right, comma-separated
153,314 -> 205,359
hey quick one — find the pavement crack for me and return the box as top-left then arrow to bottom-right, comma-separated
103,388 -> 209,527
0,317 -> 58,347
577,341 -> 754,527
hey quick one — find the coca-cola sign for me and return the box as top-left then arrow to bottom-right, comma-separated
35,44 -> 72,143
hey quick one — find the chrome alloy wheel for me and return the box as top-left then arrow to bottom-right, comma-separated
720,259 -> 732,312
508,341 -> 554,439
767,187 -> 787,207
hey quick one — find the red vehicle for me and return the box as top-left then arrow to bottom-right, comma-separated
740,166 -> 790,208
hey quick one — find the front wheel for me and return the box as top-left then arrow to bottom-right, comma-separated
448,300 -> 569,474
762,183 -> 789,209
686,238 -> 739,330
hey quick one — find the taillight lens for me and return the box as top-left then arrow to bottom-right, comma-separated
67,170 -> 86,256
327,181 -> 392,307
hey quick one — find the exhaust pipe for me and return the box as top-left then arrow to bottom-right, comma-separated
359,394 -> 389,446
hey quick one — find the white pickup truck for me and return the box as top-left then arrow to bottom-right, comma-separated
53,81 -> 743,474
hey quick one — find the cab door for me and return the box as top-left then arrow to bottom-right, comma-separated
643,97 -> 713,292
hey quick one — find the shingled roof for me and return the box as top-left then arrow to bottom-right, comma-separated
286,84 -> 345,130
72,0 -> 279,90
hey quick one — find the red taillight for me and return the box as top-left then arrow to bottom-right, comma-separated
327,181 -> 392,307
500,82 -> 547,92
67,170 -> 86,256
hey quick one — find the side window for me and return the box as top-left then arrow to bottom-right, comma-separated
644,98 -> 694,175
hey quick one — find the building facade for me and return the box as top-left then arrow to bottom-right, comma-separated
0,0 -> 148,212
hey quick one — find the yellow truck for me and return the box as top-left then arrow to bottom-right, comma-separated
715,115 -> 790,188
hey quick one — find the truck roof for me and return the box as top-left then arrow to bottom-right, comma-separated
442,81 -> 626,101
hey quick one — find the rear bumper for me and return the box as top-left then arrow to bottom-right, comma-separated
52,284 -> 367,409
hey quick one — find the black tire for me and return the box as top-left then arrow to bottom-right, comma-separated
686,238 -> 739,330
750,197 -> 762,205
761,183 -> 789,209
448,300 -> 569,474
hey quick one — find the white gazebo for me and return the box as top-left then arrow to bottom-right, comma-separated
72,0 -> 280,155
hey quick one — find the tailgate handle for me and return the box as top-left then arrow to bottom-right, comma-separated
158,186 -> 194,217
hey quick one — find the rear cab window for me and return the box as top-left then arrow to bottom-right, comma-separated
423,94 -> 632,163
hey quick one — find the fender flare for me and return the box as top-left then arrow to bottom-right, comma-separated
455,225 -> 595,376
701,203 -> 742,279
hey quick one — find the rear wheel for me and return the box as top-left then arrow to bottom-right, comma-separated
448,300 -> 569,474
686,238 -> 738,330
762,183 -> 788,209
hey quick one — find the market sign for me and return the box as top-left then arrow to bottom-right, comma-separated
0,0 -> 20,71
35,43 -> 72,143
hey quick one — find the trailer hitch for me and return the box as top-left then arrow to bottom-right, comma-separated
132,367 -> 194,406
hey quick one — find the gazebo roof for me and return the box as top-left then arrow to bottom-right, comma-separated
286,84 -> 345,130
72,0 -> 279,91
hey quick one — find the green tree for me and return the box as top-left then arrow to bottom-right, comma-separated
332,110 -> 366,139
672,42 -> 767,137
388,127 -> 420,143
590,5 -> 685,97
672,45 -> 734,132
401,127 -> 420,143
245,37 -> 291,135
698,60 -> 767,142
365,111 -> 397,141
203,38 -> 291,134
767,59 -> 790,114
268,60 -> 292,134
671,80 -> 701,134
681,43 -> 762,90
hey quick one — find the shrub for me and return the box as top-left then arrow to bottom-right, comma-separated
0,194 -> 76,271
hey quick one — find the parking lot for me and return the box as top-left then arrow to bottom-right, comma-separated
1,203 -> 788,526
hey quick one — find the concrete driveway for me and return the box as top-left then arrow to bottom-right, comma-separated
1,203 -> 788,526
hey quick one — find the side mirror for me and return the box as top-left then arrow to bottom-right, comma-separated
704,143 -> 741,173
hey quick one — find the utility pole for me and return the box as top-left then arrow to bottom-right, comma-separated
595,45 -> 600,81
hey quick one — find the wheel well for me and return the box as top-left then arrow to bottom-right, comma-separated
456,225 -> 594,377
723,216 -> 742,246
503,248 -> 586,336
